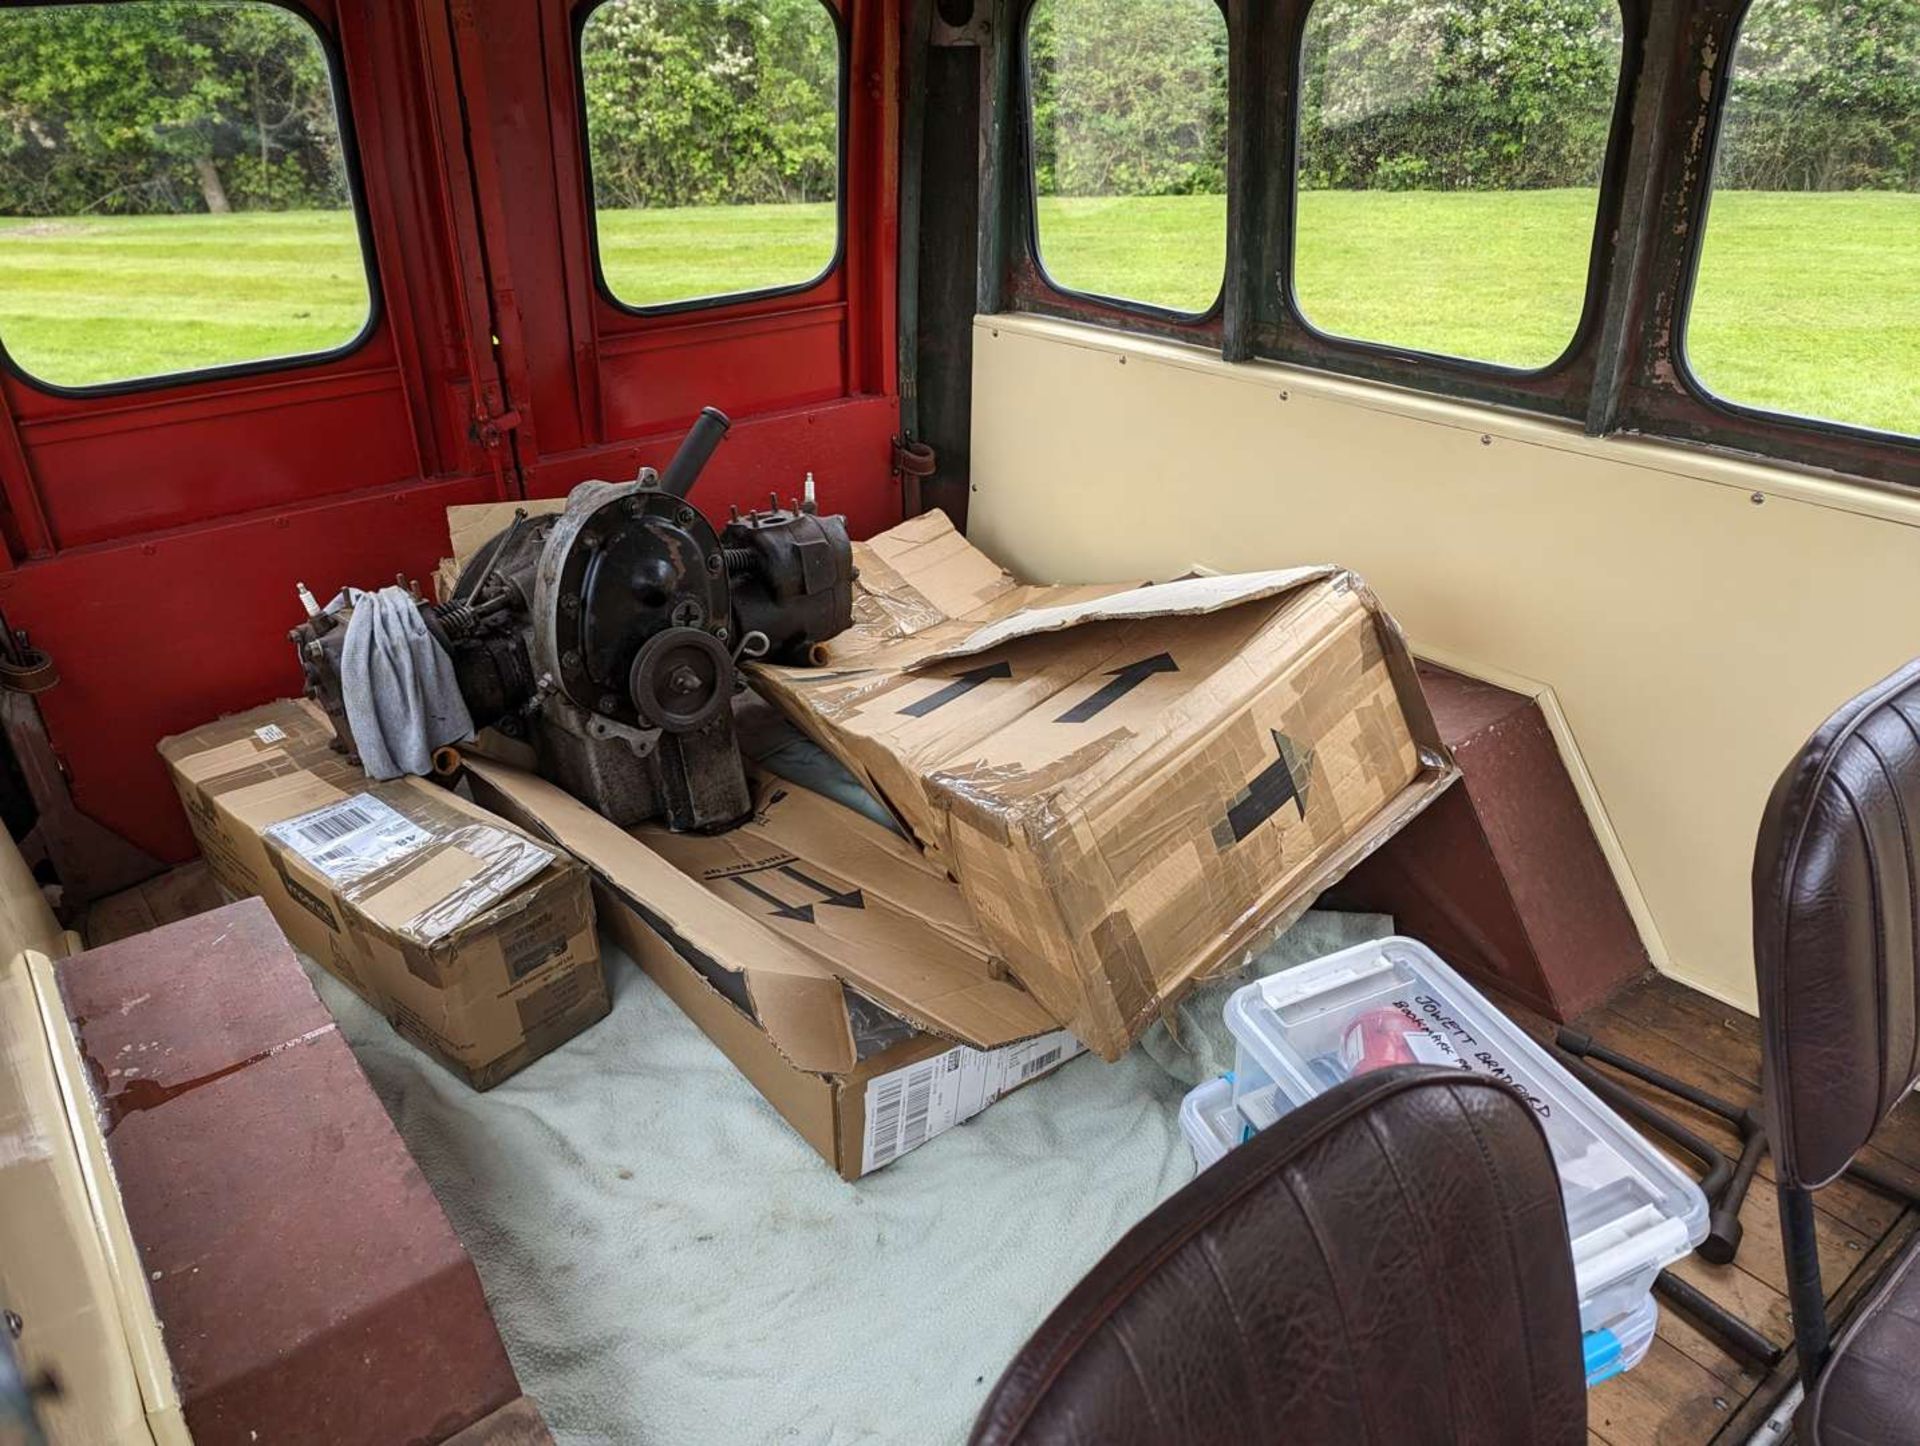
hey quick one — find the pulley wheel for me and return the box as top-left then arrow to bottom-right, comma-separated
629,627 -> 732,733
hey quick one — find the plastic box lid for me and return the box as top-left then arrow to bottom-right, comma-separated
1179,1075 -> 1246,1172
1225,937 -> 1708,1329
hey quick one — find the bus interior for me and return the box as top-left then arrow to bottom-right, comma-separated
2,0 -> 1918,1442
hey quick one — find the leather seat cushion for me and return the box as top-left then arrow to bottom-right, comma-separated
1802,1239 -> 1920,1446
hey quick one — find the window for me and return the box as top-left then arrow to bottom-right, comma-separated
580,0 -> 842,311
1025,0 -> 1228,315
0,1 -> 373,391
1686,0 -> 1919,438
1293,0 -> 1624,370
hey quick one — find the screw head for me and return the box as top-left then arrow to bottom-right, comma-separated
666,665 -> 703,697
676,507 -> 696,527
562,649 -> 582,668
706,553 -> 723,575
598,693 -> 621,714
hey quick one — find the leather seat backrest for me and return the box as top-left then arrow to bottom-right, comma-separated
1756,658 -> 1920,1188
971,1065 -> 1587,1446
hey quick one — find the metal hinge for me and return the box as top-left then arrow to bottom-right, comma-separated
478,407 -> 523,450
892,435 -> 937,482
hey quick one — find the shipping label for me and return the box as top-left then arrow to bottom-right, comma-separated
860,1028 -> 1084,1175
266,793 -> 432,885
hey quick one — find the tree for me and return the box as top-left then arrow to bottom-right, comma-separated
580,0 -> 839,210
1297,0 -> 1623,191
1028,0 -> 1229,198
0,1 -> 346,217
1716,0 -> 1920,191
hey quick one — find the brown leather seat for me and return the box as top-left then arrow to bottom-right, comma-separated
1754,657 -> 1920,1444
971,1065 -> 1588,1446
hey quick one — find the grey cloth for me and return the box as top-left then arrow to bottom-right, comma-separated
335,585 -> 474,780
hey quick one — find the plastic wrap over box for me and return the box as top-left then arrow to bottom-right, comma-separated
159,698 -> 606,1088
751,512 -> 1456,1060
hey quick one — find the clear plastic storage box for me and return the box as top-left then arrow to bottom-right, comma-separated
1584,1295 -> 1659,1388
1178,1074 -> 1245,1171
1223,937 -> 1708,1333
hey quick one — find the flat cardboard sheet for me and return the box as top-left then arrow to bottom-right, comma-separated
465,756 -> 1078,1178
752,512 -> 1456,1059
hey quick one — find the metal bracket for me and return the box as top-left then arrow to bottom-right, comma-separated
477,408 -> 522,450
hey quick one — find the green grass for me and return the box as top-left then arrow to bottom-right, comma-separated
1038,189 -> 1920,436
595,201 -> 837,307
0,210 -> 371,387
1,193 -> 1914,436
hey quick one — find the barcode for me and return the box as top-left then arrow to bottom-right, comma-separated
869,1076 -> 907,1168
899,1065 -> 935,1153
269,793 -> 433,883
1019,1046 -> 1063,1082
296,802 -> 378,846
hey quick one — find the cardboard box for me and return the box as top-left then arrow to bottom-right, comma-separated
159,699 -> 607,1089
466,759 -> 1082,1179
751,512 -> 1456,1060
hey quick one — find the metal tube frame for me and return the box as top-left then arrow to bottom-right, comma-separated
1778,1183 -> 1831,1388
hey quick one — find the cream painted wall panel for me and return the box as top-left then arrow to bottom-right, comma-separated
968,316 -> 1920,1009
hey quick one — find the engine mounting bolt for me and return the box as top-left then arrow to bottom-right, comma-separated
676,507 -> 696,528
706,554 -> 723,575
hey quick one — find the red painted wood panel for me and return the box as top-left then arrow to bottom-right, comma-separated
0,0 -> 902,874
1,474 -> 496,860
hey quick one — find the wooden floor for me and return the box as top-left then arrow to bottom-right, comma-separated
1499,973 -> 1920,1446
83,866 -> 1920,1445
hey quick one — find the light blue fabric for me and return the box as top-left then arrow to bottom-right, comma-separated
1139,909 -> 1395,1088
302,715 -> 1390,1443
305,947 -> 1190,1446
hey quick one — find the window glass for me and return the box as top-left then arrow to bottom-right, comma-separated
1294,0 -> 1624,369
1686,0 -> 1919,437
1026,0 -> 1228,314
581,0 -> 841,310
0,1 -> 372,390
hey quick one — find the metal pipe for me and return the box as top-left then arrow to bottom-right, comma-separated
1778,1183 -> 1831,1388
659,407 -> 731,500
1653,1271 -> 1782,1368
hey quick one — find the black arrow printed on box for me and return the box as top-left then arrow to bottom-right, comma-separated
1217,730 -> 1315,847
1055,652 -> 1179,724
896,660 -> 1012,717
727,864 -> 867,925
730,875 -> 819,924
778,864 -> 864,911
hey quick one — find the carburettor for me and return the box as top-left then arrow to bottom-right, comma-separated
291,407 -> 854,832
